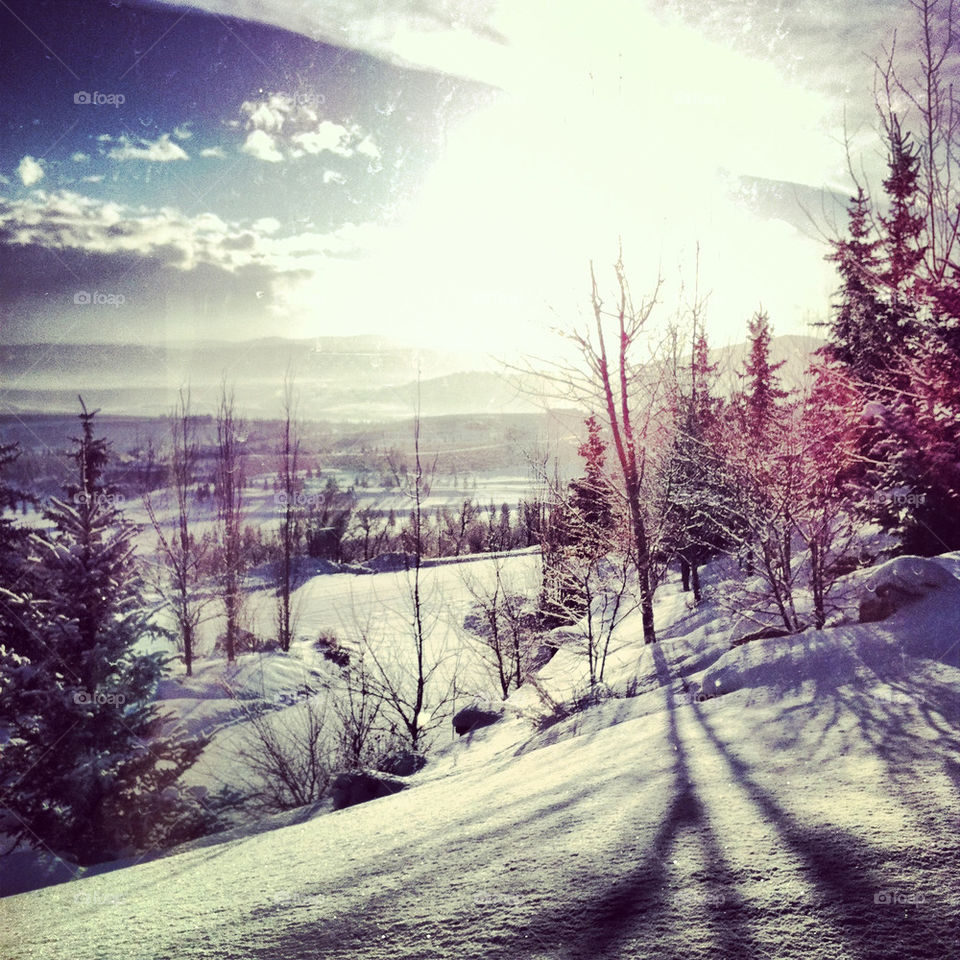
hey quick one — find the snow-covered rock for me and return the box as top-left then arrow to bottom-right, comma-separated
452,703 -> 505,736
858,554 -> 960,623
330,771 -> 406,810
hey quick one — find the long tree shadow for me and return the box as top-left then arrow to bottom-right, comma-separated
687,694 -> 960,960
476,646 -> 766,959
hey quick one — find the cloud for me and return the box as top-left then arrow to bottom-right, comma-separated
71,152 -> 90,163
0,189 -> 382,342
17,156 -> 44,187
290,121 -> 352,158
173,124 -> 193,140
200,146 -> 226,158
140,0 -> 509,84
105,133 -> 189,162
81,174 -> 105,183
240,94 -> 381,164
241,129 -> 284,163
0,189 -> 368,276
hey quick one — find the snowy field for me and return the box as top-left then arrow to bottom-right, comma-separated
2,556 -> 959,959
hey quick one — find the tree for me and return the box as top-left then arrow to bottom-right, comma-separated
143,388 -> 210,676
229,691 -> 332,813
741,309 -> 789,441
707,319 -> 808,633
305,478 -> 355,562
275,370 -> 303,652
360,380 -> 459,749
825,15 -> 960,555
0,399 -> 204,865
533,251 -> 668,641
214,381 -> 246,662
662,326 -> 726,602
0,441 -> 39,663
823,187 -> 885,378
462,558 -> 541,699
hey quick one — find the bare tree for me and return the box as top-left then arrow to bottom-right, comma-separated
331,654 -> 391,771
215,380 -> 246,662
143,387 -> 211,676
230,691 -> 332,813
275,369 -> 302,652
533,250 -> 669,641
461,556 -> 540,699
359,375 -> 460,749
874,0 -> 960,287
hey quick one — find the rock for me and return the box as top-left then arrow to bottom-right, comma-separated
362,552 -> 418,574
858,556 -> 960,623
730,626 -> 792,648
377,750 -> 427,777
330,771 -> 406,810
453,703 -> 505,736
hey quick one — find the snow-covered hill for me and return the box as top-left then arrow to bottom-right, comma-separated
2,555 -> 959,960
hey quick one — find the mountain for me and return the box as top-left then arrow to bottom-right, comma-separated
0,334 -> 824,420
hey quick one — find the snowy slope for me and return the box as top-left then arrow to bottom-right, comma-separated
2,559 -> 960,960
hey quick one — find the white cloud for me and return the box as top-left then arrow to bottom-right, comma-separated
0,189 -> 365,280
106,133 -> 189,162
290,121 -> 352,157
323,170 -> 347,185
200,146 -> 227,158
173,124 -> 193,140
71,151 -> 90,163
241,129 -> 283,163
17,156 -> 44,187
252,217 -> 281,234
81,175 -> 104,183
239,94 -> 380,165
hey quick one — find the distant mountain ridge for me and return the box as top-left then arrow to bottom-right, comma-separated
0,334 -> 824,419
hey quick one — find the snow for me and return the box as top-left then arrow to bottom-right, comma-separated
3,555 -> 960,959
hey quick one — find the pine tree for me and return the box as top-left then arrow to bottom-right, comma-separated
0,400 -> 205,865
824,188 -> 884,377
880,119 -> 926,298
664,330 -> 725,601
741,309 -> 789,442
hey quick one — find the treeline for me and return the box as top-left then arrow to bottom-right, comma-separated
536,0 -> 960,646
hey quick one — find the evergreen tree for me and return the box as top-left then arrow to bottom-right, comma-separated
664,331 -> 726,601
741,309 -> 789,442
823,188 -> 885,377
0,400 -> 205,865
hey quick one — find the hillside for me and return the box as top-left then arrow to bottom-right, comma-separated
2,553 -> 958,960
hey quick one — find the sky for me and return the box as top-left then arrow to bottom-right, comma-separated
0,0 -> 924,355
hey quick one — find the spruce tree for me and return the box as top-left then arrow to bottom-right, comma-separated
0,400 -> 205,865
741,309 -> 789,442
824,188 -> 884,378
